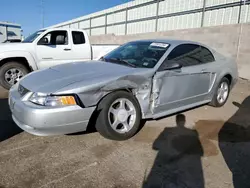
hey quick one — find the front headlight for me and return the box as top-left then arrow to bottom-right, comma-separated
29,92 -> 77,107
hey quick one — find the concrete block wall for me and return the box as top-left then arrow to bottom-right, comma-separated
90,23 -> 250,80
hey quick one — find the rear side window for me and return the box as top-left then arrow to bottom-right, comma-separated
200,46 -> 215,63
72,31 -> 85,44
167,44 -> 202,67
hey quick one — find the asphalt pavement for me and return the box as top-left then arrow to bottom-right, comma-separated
0,80 -> 250,188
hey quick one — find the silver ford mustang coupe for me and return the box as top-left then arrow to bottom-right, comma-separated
9,39 -> 238,140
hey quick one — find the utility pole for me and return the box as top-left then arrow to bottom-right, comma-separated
41,0 -> 44,28
236,0 -> 246,62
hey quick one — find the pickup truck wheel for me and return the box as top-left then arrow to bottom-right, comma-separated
0,62 -> 29,90
95,91 -> 142,141
209,77 -> 230,107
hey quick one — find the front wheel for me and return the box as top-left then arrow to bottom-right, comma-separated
95,91 -> 142,141
0,62 -> 29,90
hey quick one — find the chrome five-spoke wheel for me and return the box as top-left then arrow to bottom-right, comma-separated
217,81 -> 229,104
108,98 -> 136,134
95,91 -> 142,141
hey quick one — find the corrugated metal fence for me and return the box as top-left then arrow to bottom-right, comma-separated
50,0 -> 250,36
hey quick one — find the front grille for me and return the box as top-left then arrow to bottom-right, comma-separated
18,84 -> 29,97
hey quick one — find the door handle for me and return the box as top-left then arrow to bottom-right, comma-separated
201,69 -> 207,73
64,48 -> 71,51
42,57 -> 53,60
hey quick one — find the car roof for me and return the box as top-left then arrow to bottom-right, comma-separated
129,39 -> 204,46
129,39 -> 218,54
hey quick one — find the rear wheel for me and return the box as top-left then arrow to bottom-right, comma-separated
0,62 -> 29,90
95,91 -> 142,140
210,77 -> 230,107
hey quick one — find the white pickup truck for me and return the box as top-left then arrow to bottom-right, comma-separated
0,28 -> 119,89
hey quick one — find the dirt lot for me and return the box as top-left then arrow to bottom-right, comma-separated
0,80 -> 250,188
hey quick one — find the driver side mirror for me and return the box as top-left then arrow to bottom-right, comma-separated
38,37 -> 49,45
163,62 -> 182,71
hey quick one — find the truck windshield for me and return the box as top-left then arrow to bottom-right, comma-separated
103,41 -> 170,68
22,30 -> 45,43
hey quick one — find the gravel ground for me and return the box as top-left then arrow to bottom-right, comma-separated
0,79 -> 249,188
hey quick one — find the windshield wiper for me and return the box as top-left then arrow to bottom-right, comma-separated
106,58 -> 136,68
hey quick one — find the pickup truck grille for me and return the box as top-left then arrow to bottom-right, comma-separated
18,84 -> 29,97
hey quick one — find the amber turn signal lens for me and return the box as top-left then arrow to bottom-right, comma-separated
59,96 -> 77,105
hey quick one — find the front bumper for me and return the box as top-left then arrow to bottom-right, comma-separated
9,87 -> 96,136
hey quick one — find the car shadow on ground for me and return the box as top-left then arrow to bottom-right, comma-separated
0,98 -> 22,142
143,96 -> 250,188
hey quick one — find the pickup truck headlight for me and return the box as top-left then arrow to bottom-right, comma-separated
29,92 -> 77,107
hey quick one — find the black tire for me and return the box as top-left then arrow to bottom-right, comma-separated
95,91 -> 142,141
0,62 -> 29,90
209,77 -> 230,107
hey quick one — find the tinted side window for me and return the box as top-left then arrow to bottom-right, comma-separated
167,44 -> 202,67
72,31 -> 85,44
200,46 -> 215,63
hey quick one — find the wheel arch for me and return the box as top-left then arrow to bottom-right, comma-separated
0,52 -> 38,71
0,57 -> 32,72
86,88 -> 140,130
223,74 -> 232,85
90,88 -> 143,140
95,88 -> 139,108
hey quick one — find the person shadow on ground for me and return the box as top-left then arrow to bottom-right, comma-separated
0,98 -> 22,142
143,114 -> 204,188
219,96 -> 250,188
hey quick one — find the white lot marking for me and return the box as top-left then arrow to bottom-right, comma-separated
39,162 -> 98,188
0,142 -> 41,155
2,137 -> 41,148
0,136 -> 62,155
0,135 -> 62,154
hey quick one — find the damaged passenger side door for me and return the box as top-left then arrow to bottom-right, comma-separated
151,44 -> 212,118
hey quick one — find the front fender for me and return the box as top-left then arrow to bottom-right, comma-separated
0,51 -> 38,70
70,75 -> 152,118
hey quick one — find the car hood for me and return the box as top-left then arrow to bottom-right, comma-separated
19,61 -> 151,94
0,43 -> 33,53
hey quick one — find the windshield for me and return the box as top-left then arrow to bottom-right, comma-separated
22,30 -> 45,43
103,41 -> 170,68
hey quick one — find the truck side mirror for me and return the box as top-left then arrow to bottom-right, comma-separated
38,37 -> 49,45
